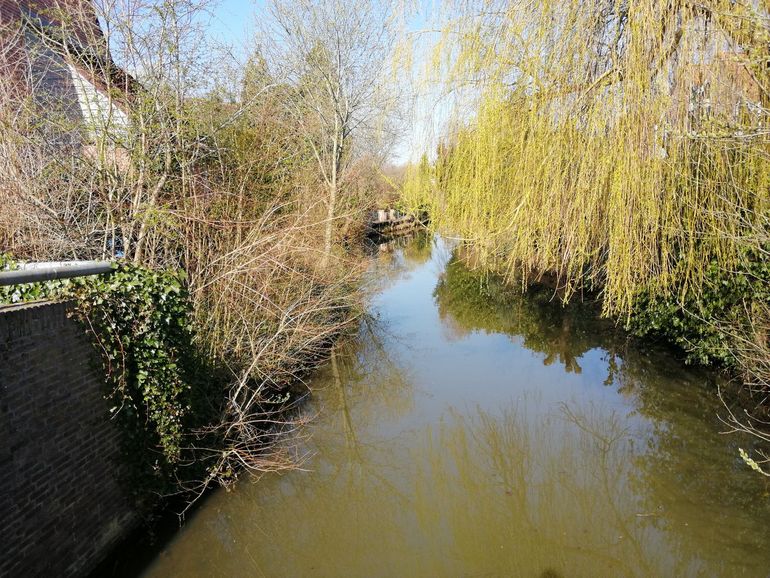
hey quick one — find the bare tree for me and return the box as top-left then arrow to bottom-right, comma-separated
258,0 -> 399,267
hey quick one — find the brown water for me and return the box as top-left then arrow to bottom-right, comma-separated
141,235 -> 770,578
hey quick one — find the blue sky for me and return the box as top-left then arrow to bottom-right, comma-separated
199,0 -> 259,59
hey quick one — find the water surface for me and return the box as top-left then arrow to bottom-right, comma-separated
142,235 -> 770,578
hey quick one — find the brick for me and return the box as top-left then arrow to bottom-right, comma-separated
0,301 -> 137,577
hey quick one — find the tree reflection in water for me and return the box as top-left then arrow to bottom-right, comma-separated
434,252 -> 618,375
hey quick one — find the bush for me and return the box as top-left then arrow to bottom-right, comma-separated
629,244 -> 770,371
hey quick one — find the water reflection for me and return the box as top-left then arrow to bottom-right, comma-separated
141,235 -> 770,578
434,251 -> 616,375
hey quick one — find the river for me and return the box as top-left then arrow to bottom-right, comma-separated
136,234 -> 769,577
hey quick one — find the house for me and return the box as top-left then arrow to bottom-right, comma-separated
0,0 -> 137,146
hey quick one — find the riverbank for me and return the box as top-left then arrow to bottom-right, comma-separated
0,240 -> 366,516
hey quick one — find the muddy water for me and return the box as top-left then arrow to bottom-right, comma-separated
141,235 -> 770,578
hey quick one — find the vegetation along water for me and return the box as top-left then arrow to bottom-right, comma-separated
0,0 -> 768,575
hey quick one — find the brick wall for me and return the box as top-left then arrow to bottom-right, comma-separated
0,300 -> 137,577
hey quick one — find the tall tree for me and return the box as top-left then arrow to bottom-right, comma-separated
259,0 -> 398,267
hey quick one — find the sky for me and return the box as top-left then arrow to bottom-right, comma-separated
197,0 -> 258,60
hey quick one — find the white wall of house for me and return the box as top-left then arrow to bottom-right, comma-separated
67,63 -> 130,144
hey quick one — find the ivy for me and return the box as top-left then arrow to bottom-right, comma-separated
0,256 -> 218,497
75,265 -> 194,464
629,244 -> 770,368
0,254 -> 72,302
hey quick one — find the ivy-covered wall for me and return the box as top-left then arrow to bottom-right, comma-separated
0,259 -> 226,499
0,257 -> 230,573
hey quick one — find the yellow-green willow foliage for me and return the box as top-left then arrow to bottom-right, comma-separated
404,0 -> 770,316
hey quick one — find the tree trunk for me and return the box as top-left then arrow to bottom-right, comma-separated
321,180 -> 337,269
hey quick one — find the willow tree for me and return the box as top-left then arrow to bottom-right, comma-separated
259,0 -> 398,267
404,0 -> 768,310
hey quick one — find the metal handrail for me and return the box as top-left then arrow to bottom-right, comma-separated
0,261 -> 116,286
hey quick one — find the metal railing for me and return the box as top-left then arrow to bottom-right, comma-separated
0,261 -> 116,286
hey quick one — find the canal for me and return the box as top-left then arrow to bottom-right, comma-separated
138,234 -> 769,577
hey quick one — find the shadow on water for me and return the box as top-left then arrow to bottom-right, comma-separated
129,234 -> 770,578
